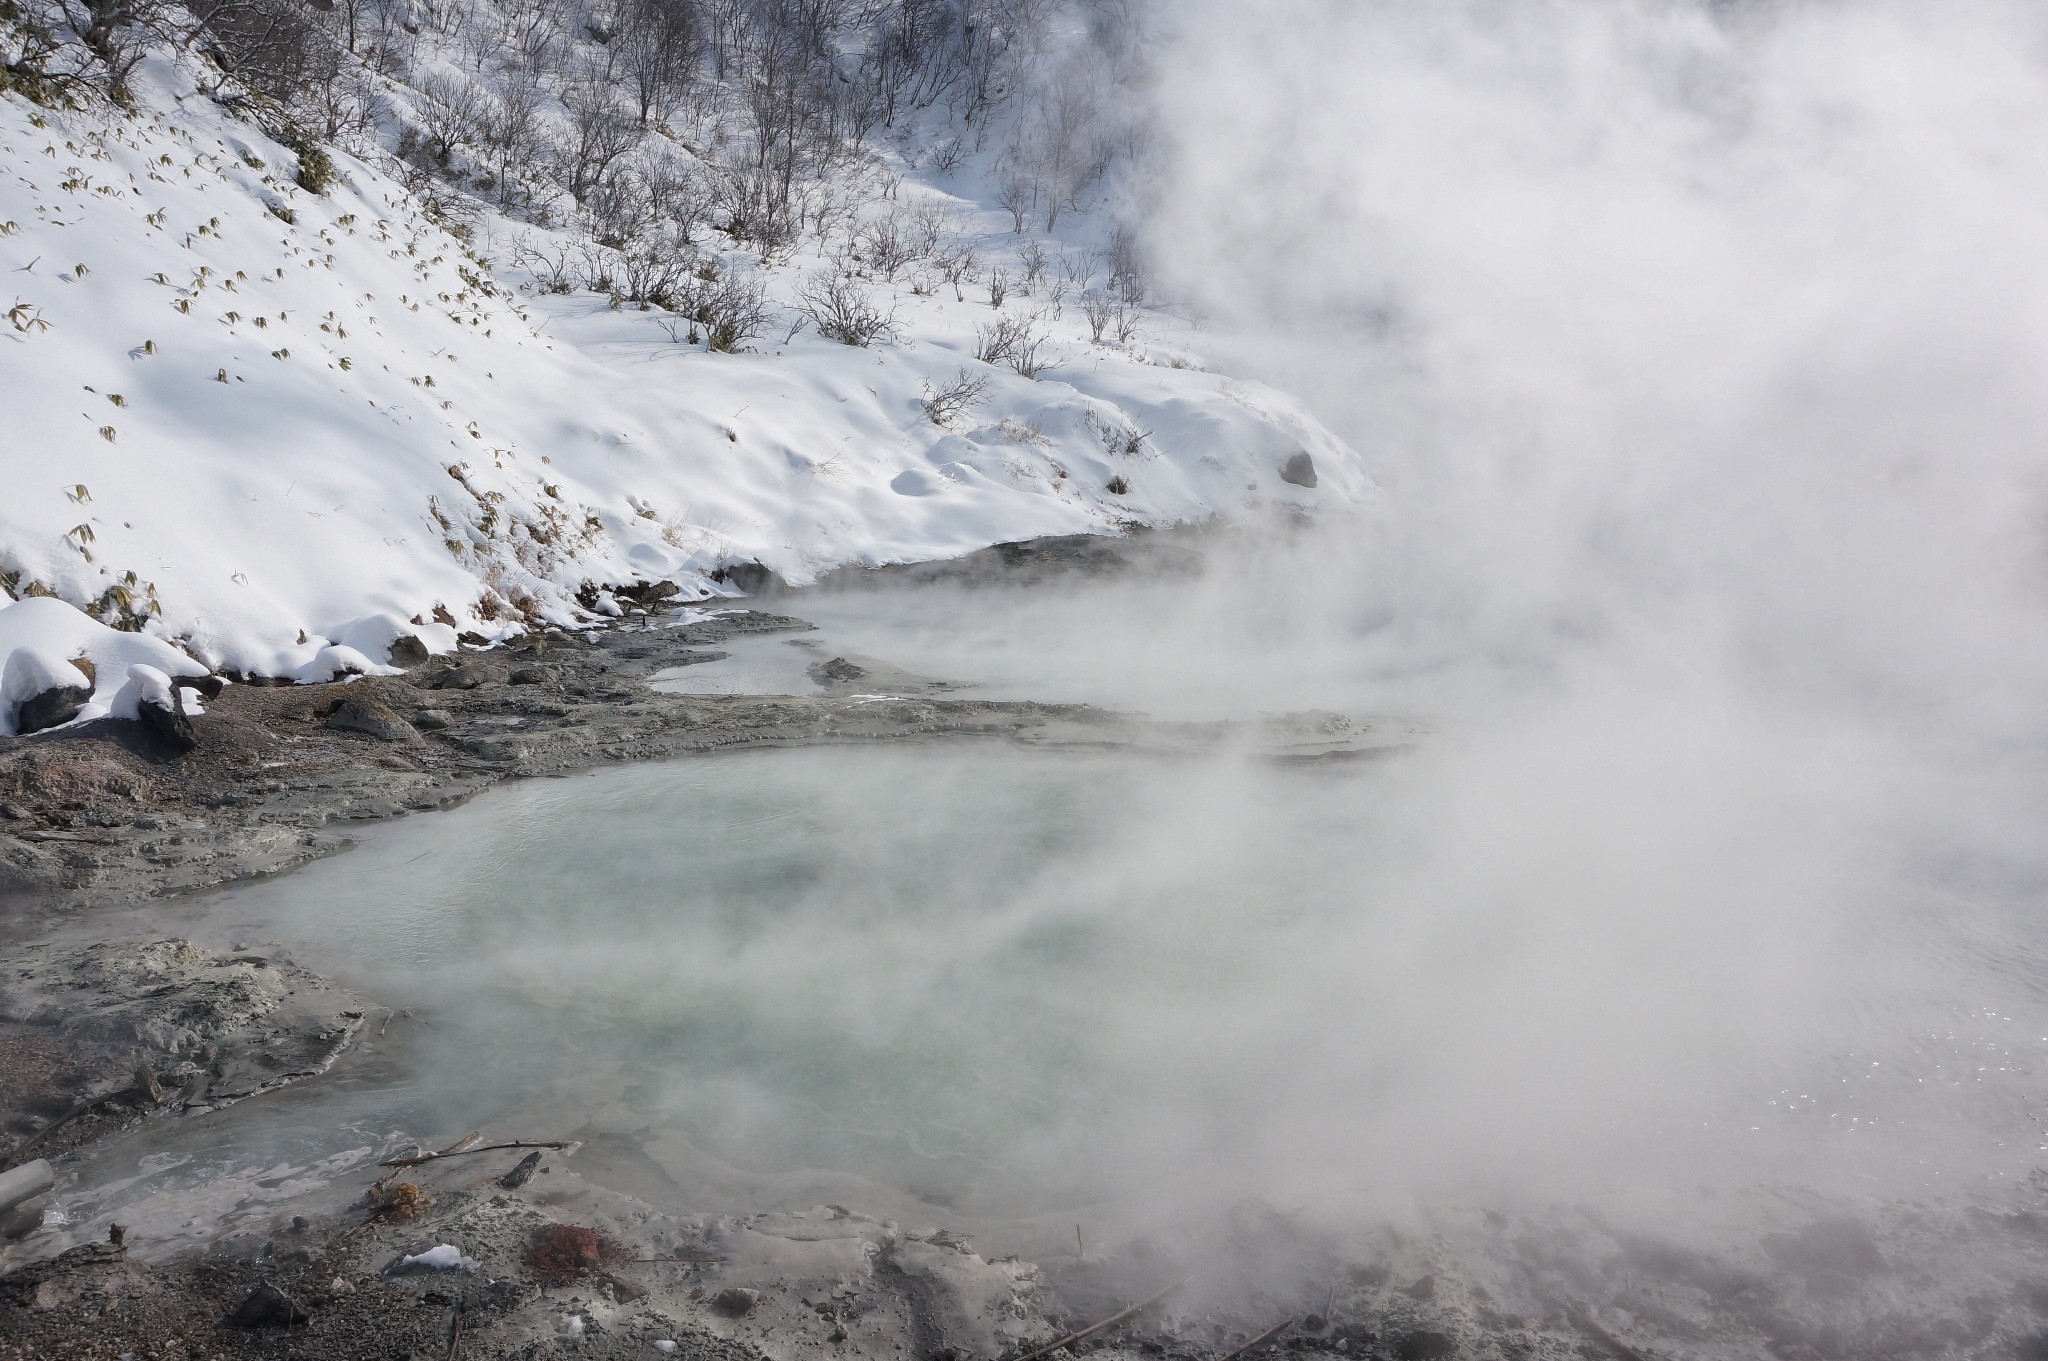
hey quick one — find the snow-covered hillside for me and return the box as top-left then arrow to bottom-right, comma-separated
0,53 -> 1365,680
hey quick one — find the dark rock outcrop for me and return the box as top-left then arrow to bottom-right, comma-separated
228,1282 -> 310,1327
15,683 -> 92,736
137,694 -> 197,755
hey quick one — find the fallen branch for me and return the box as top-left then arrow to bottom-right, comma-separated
1008,1275 -> 1190,1361
380,1139 -> 573,1168
446,1303 -> 464,1361
1217,1319 -> 1291,1361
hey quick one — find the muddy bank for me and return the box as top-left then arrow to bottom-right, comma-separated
0,606 -> 1395,918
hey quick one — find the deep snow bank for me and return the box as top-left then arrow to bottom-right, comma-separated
0,61 -> 1368,679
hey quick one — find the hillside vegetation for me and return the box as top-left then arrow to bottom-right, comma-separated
0,0 -> 1365,677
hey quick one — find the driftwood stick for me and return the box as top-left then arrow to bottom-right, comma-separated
446,1304 -> 464,1361
380,1139 -> 572,1168
1217,1320 -> 1291,1361
1009,1275 -> 1191,1361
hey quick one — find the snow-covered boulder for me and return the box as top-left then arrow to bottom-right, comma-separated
0,597 -> 209,738
2,648 -> 93,736
111,663 -> 202,753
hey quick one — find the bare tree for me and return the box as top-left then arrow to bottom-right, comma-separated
1101,221 -> 1144,304
185,0 -> 327,102
560,79 -> 641,203
620,0 -> 699,125
933,240 -> 976,301
480,65 -> 547,205
993,168 -> 1032,234
414,67 -> 488,162
1023,58 -> 1101,230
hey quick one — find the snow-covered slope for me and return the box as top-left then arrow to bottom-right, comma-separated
0,60 -> 1366,678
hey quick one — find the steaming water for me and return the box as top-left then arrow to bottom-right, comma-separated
50,691 -> 2048,1274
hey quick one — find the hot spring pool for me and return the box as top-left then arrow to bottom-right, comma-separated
44,732 -> 2048,1273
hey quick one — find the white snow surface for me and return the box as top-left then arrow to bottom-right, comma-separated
0,59 -> 1369,679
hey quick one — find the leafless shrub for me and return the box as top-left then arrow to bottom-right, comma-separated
1113,297 -> 1141,346
909,198 -> 957,250
934,242 -> 977,302
680,263 -> 769,352
1082,290 -> 1115,343
855,207 -> 921,280
1018,240 -> 1048,288
613,231 -> 698,308
1102,222 -> 1145,304
986,265 -> 1008,309
921,367 -> 990,425
797,267 -> 896,347
512,235 -> 577,293
974,311 -> 1052,378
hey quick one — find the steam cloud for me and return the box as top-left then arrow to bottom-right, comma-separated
1105,0 -> 2048,1210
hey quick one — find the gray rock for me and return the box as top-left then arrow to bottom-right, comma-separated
1279,452 -> 1318,488
508,666 -> 555,686
414,708 -> 452,731
387,634 -> 431,668
710,560 -> 784,596
712,1287 -> 759,1317
428,663 -> 491,690
326,697 -> 417,743
15,684 -> 91,736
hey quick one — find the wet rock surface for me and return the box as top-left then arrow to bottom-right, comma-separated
0,937 -> 365,1164
0,1156 -> 1063,1361
818,533 -> 1204,589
